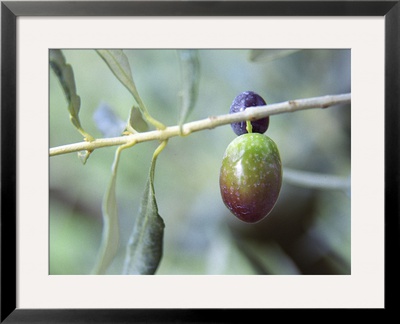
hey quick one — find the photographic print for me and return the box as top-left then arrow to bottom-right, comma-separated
3,0 -> 395,318
49,49 -> 351,275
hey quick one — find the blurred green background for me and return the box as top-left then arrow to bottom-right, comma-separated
49,49 -> 351,275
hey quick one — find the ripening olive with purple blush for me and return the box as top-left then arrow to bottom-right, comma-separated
219,133 -> 282,223
230,91 -> 269,136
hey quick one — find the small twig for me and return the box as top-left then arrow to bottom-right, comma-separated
50,93 -> 351,157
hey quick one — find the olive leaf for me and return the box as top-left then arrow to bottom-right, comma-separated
177,49 -> 200,133
91,147 -> 122,274
123,142 -> 167,275
96,49 -> 164,130
126,105 -> 149,134
248,49 -> 301,62
96,50 -> 141,102
49,49 -> 94,142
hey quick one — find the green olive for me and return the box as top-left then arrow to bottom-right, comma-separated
219,133 -> 282,223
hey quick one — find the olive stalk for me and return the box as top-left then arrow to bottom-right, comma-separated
50,93 -> 351,157
246,120 -> 253,133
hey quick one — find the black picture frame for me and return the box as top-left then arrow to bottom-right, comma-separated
1,1 -> 399,322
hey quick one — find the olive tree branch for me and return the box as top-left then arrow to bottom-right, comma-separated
50,93 -> 351,157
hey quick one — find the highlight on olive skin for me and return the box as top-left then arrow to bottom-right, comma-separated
229,91 -> 269,136
219,133 -> 282,223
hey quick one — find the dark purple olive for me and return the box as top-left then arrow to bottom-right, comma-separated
219,133 -> 282,223
230,91 -> 269,136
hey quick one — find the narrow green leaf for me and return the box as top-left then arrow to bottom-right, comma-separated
248,49 -> 301,62
96,50 -> 144,109
126,105 -> 149,134
123,141 -> 167,275
92,148 -> 122,274
96,49 -> 165,130
50,49 -> 94,142
177,50 -> 200,132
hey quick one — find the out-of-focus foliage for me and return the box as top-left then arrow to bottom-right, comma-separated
49,49 -> 351,275
177,49 -> 200,131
